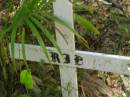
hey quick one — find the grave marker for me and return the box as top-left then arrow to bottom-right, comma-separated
10,0 -> 130,97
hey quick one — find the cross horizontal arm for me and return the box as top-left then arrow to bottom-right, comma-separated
10,43 -> 130,75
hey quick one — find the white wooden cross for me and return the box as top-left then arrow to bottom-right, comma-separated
11,0 -> 130,97
53,0 -> 78,97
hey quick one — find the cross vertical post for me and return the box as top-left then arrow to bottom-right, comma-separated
53,0 -> 78,97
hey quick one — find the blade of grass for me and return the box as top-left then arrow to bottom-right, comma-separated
30,16 -> 62,55
43,14 -> 89,48
55,27 -> 68,44
21,29 -> 28,69
10,26 -> 17,71
26,19 -> 50,62
74,3 -> 96,14
33,14 -> 68,45
74,14 -> 100,35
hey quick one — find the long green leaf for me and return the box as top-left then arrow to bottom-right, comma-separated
55,27 -> 68,44
21,31 -> 28,69
74,3 -> 96,14
30,16 -> 62,55
74,14 -> 100,35
33,14 -> 68,45
26,19 -> 50,62
10,26 -> 17,71
43,14 -> 89,48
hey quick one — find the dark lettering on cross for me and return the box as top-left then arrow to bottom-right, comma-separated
50,52 -> 60,63
50,52 -> 83,65
75,55 -> 83,65
63,54 -> 70,64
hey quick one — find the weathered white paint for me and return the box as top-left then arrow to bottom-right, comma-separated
11,43 -> 130,75
53,0 -> 78,97
9,1 -> 130,97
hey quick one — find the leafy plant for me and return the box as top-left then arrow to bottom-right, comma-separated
74,14 -> 100,35
1,0 -> 99,59
0,0 -> 99,96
